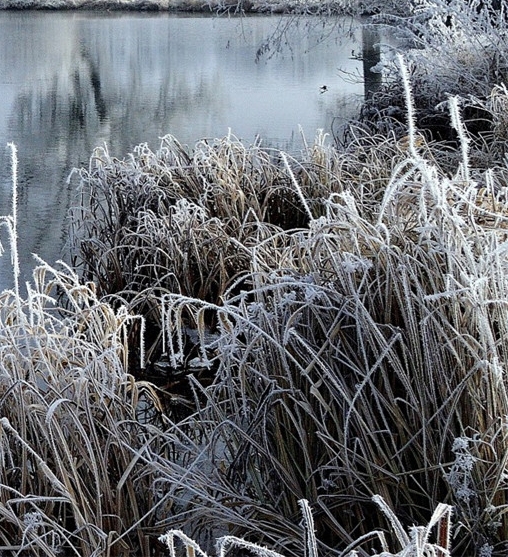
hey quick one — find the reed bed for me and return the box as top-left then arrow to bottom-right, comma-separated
65,70 -> 508,556
70,134 -> 316,373
0,253 -> 182,555
158,153 -> 508,554
4,61 -> 508,555
0,148 -> 177,554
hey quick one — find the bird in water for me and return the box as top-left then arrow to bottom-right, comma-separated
320,85 -> 328,93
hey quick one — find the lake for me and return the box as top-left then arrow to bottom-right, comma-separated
0,11 -> 388,291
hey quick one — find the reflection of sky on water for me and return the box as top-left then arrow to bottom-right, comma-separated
0,11 -> 381,291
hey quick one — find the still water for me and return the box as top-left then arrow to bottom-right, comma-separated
0,11 -> 384,291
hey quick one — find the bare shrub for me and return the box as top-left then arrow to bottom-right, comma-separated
358,1 -> 508,149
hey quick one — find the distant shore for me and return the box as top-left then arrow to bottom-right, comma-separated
0,0 -> 332,12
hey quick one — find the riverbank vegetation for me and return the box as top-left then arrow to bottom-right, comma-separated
2,1 -> 508,556
0,0 -> 404,14
0,0 -> 357,13
360,0 -> 508,145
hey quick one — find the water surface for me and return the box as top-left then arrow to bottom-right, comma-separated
0,11 -> 382,290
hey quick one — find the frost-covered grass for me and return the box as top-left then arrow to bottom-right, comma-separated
4,4 -> 508,552
69,133 -> 314,369
57,62 -> 508,556
0,152 -> 172,556
159,498 -> 453,557
0,263 -> 170,555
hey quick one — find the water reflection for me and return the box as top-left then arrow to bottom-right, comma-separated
0,11 -> 388,290
362,24 -> 383,97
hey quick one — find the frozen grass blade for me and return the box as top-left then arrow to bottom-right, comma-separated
397,55 -> 419,161
298,499 -> 318,557
448,96 -> 471,183
0,143 -> 21,310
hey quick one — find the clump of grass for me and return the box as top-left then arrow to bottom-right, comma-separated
0,146 -> 182,555
71,126 -> 462,378
0,256 -> 180,555
70,134 -> 317,374
144,71 -> 508,555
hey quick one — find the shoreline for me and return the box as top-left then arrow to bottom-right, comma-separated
0,0 -> 363,16
0,0 -> 352,13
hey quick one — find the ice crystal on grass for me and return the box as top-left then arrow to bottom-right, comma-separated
22,511 -> 42,531
479,543 -> 494,557
445,437 -> 477,503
